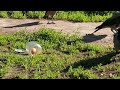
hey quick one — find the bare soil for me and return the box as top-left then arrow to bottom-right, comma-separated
0,18 -> 114,47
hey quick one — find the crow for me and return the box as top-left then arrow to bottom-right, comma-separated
92,12 -> 120,34
43,11 -> 57,24
22,11 -> 57,24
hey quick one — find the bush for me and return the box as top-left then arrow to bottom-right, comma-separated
0,11 -> 8,18
0,11 -> 118,22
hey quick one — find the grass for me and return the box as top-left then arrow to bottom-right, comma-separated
0,11 -> 117,22
0,28 -> 120,79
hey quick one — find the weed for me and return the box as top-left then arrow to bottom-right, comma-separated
0,28 -> 118,79
0,11 -> 8,18
0,11 -> 117,22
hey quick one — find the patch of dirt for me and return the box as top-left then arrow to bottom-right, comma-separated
0,18 -> 114,47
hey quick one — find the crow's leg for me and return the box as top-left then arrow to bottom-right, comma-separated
51,17 -> 55,24
47,19 -> 51,24
47,18 -> 55,24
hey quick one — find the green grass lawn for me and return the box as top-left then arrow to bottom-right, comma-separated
0,11 -> 116,22
0,28 -> 120,79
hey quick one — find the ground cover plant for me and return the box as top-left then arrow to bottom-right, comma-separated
0,11 -> 117,22
0,28 -> 120,79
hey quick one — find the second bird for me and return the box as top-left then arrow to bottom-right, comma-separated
43,11 -> 57,24
92,12 -> 120,34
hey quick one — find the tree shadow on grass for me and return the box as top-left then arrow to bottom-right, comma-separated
62,52 -> 117,72
81,34 -> 107,43
3,21 -> 42,28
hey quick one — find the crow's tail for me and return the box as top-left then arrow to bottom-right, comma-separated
91,25 -> 102,34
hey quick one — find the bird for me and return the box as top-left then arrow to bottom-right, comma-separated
22,11 -> 57,24
113,27 -> 120,53
43,11 -> 57,24
91,12 -> 120,34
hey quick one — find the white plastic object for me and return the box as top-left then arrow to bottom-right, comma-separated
15,49 -> 26,53
26,41 -> 42,55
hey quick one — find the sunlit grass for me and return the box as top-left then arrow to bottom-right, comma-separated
0,11 -> 116,22
0,28 -> 119,79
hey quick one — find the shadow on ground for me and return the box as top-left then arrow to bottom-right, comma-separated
3,21 -> 42,28
62,52 -> 117,72
82,34 -> 107,43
